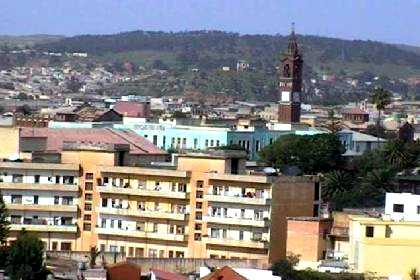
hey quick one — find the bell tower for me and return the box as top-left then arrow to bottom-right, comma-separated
277,23 -> 303,123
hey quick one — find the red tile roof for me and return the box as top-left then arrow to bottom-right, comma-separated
150,268 -> 188,280
113,101 -> 150,118
201,266 -> 248,280
20,127 -> 165,155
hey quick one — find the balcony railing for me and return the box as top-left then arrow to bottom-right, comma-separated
98,207 -> 186,221
204,194 -> 269,205
6,203 -> 78,213
0,182 -> 79,192
204,237 -> 268,249
204,216 -> 268,227
96,227 -> 187,242
97,185 -> 187,199
10,223 -> 77,233
329,227 -> 349,237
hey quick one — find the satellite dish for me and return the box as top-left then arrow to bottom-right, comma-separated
8,154 -> 20,161
263,167 -> 277,174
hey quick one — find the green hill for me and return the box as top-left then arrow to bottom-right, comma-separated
35,30 -> 420,78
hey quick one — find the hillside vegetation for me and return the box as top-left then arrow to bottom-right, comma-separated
36,30 -> 420,78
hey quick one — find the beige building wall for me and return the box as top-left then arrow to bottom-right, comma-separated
0,127 -> 20,159
349,216 -> 420,279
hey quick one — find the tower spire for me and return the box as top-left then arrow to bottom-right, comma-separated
287,22 -> 298,55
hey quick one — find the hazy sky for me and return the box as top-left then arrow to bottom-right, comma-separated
1,0 -> 420,46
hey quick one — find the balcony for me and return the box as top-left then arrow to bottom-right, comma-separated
329,227 -> 349,238
0,162 -> 79,171
96,227 -> 186,242
98,207 -> 186,221
0,183 -> 79,192
206,173 -> 273,184
97,186 -> 187,199
98,165 -> 190,178
6,203 -> 78,213
204,237 -> 268,249
10,224 -> 77,233
204,216 -> 268,228
204,194 -> 269,205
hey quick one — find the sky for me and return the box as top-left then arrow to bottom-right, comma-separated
1,0 -> 420,46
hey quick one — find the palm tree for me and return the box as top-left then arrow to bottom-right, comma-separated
383,140 -> 414,172
371,87 -> 391,143
410,268 -> 419,280
322,170 -> 355,199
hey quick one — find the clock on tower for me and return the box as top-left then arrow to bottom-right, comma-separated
277,23 -> 303,123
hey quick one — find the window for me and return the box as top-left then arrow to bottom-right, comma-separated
205,140 -> 209,148
153,135 -> 158,145
393,204 -> 404,213
54,196 -> 59,205
102,198 -> 108,207
255,140 -> 260,152
100,244 -> 106,252
196,202 -> 202,209
314,182 -> 320,201
12,174 -> 23,183
365,226 -> 374,238
84,203 -> 92,211
178,183 -> 187,192
168,251 -> 174,258
10,215 -> 21,224
11,195 -> 22,204
33,195 -> 39,205
175,251 -> 184,258
63,176 -> 74,184
216,140 -> 220,147
62,196 -> 73,205
110,245 -> 118,253
162,136 -> 166,148
148,249 -> 158,258
55,176 -> 60,184
84,215 -> 91,221
60,242 -> 71,251
144,134 -> 148,138
135,248 -> 144,257
239,230 -> 244,240
182,138 -> 186,148
83,223 -> 91,231
196,190 -> 203,199
34,175 -> 40,184
417,206 -> 420,215
128,247 -> 134,257
194,233 -> 202,241
193,138 -> 198,149
210,140 -> 214,147
211,228 -> 220,238
195,223 -> 202,231
85,182 -> 93,191
195,212 -> 202,220
85,173 -> 93,180
52,242 -> 58,251
85,193 -> 92,201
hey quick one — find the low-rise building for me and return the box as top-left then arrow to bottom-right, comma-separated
337,129 -> 386,156
348,193 -> 420,279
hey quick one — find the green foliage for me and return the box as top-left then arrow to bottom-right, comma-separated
6,230 -> 49,280
271,254 -> 363,280
89,246 -> 101,268
327,140 -> 420,210
259,134 -> 344,174
0,193 -> 9,245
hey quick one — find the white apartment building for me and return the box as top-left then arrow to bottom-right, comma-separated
384,192 -> 420,222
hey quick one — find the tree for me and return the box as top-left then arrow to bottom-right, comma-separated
383,140 -> 416,171
259,134 -> 344,174
89,246 -> 101,268
0,193 -> 9,245
327,109 -> 340,133
410,268 -> 420,280
6,230 -> 49,280
371,87 -> 391,143
322,170 -> 355,199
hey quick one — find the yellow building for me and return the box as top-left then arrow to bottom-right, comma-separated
0,141 -> 318,264
349,215 -> 420,279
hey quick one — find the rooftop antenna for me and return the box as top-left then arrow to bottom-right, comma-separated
291,22 -> 296,35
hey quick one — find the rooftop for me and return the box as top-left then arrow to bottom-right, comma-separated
20,127 -> 165,155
